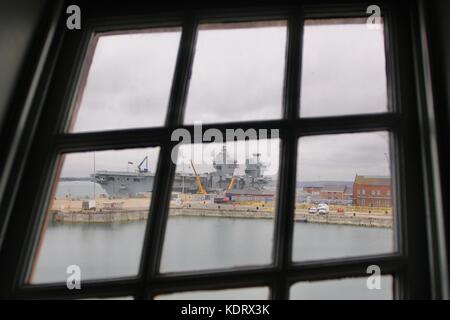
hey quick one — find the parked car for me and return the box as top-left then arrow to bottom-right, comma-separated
317,203 -> 329,215
308,207 -> 318,214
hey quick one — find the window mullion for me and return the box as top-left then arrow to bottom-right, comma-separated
272,11 -> 303,300
137,14 -> 198,299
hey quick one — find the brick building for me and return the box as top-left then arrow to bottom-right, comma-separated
352,175 -> 392,207
303,186 -> 322,195
320,185 -> 345,201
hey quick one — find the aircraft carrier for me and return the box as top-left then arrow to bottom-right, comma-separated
93,146 -> 275,198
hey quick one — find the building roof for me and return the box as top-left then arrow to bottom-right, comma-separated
354,175 -> 391,186
321,185 -> 346,192
303,186 -> 323,189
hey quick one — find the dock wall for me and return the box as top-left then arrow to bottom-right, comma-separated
51,207 -> 392,228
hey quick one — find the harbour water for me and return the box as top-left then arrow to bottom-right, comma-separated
32,216 -> 393,299
35,181 -> 394,299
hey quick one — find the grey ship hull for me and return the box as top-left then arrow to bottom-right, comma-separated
94,171 -> 155,197
94,171 -> 274,197
94,148 -> 274,198
94,171 -> 215,197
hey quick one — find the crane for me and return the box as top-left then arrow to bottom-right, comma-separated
138,156 -> 149,173
226,176 -> 237,192
190,160 -> 207,195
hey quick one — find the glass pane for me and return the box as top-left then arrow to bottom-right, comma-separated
70,28 -> 181,132
83,296 -> 134,300
161,139 -> 279,272
290,276 -> 393,300
29,147 -> 160,284
155,287 -> 269,300
300,18 -> 387,117
293,132 -> 394,262
184,21 -> 287,124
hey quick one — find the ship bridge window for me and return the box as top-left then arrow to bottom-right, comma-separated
5,1 -> 434,301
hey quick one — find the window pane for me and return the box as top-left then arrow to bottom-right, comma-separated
83,296 -> 134,300
70,28 -> 181,132
160,139 -> 279,272
293,132 -> 394,262
184,21 -> 287,124
29,147 -> 160,284
155,287 -> 269,300
290,276 -> 393,300
300,18 -> 387,117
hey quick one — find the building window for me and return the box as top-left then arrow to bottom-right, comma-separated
0,2 -> 433,300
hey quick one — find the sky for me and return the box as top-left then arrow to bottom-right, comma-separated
61,19 -> 390,182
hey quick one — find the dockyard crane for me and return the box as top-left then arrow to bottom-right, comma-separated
190,160 -> 207,195
138,156 -> 149,173
226,176 -> 237,192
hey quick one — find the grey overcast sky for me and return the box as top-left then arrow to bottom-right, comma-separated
62,19 -> 389,181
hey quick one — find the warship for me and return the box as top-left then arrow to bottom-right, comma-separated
93,145 -> 275,198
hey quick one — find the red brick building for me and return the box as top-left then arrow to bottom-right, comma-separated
303,186 -> 322,195
320,185 -> 346,201
352,175 -> 392,207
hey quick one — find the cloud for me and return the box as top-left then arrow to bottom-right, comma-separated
60,148 -> 160,177
297,131 -> 390,181
63,20 -> 390,182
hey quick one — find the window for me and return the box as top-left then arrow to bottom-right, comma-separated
0,2 -> 433,300
156,287 -> 269,300
294,132 -> 394,262
290,276 -> 393,300
70,28 -> 182,132
183,21 -> 287,124
30,148 -> 159,283
300,18 -> 387,117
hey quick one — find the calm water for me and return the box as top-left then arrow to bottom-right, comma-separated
32,216 -> 393,299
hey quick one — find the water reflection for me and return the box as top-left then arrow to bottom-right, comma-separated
31,217 -> 392,283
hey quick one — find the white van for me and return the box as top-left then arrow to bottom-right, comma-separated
308,207 -> 318,214
317,203 -> 329,215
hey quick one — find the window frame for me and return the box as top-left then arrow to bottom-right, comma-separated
0,0 -> 436,299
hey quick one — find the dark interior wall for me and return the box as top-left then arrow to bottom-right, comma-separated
426,0 -> 450,293
0,0 -> 448,299
0,0 -> 47,130
428,1 -> 450,109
